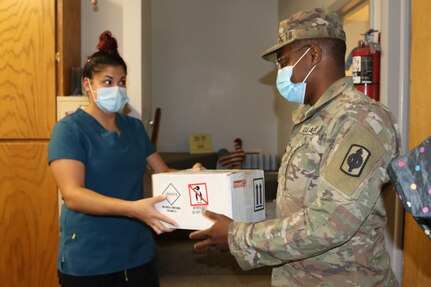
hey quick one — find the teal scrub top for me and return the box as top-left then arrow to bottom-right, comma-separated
48,108 -> 156,276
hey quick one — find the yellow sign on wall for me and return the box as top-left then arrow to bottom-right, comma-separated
188,134 -> 213,154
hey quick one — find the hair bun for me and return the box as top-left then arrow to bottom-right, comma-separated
97,30 -> 119,55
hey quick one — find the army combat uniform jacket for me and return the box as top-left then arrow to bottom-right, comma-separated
228,77 -> 400,286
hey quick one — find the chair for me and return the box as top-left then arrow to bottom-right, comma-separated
150,107 -> 161,146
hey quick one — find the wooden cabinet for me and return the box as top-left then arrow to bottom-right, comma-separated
0,0 -> 80,286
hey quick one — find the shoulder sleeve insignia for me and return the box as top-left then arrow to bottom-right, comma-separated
323,123 -> 385,197
340,144 -> 371,177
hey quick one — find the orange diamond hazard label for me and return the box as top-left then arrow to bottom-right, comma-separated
188,183 -> 209,206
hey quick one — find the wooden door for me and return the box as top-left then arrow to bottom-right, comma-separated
0,0 -> 56,139
0,143 -> 58,286
0,0 -> 79,286
0,1 -> 58,286
402,0 -> 431,286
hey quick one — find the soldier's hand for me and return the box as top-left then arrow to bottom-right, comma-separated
189,210 -> 232,253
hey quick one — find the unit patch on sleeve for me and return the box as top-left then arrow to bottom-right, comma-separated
340,144 -> 371,177
323,123 -> 385,197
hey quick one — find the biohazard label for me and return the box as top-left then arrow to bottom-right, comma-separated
253,178 -> 264,211
188,183 -> 209,206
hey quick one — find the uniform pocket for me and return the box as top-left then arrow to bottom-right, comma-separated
278,141 -> 321,214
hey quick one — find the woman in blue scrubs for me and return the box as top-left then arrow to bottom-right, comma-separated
49,31 -> 177,287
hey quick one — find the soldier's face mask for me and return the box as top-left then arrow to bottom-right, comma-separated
276,47 -> 316,104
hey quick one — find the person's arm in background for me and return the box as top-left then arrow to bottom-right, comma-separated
147,151 -> 205,173
146,152 -> 176,173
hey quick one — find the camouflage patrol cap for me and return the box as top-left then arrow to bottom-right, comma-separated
261,8 -> 346,61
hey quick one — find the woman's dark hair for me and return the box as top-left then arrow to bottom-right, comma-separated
82,31 -> 127,79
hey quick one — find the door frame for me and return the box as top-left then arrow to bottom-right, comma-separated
330,0 -> 411,283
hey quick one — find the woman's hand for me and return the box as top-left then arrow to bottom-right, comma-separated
130,195 -> 178,234
192,162 -> 206,171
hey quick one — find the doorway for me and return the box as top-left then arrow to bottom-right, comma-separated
330,0 -> 408,284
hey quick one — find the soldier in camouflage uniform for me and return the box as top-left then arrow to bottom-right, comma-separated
190,8 -> 400,286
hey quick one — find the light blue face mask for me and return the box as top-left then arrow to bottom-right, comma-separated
89,84 -> 129,113
276,47 -> 317,104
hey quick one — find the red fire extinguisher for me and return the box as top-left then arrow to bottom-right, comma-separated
351,29 -> 381,101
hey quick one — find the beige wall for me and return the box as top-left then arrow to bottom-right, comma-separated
151,0 -> 279,154
279,0 -> 337,19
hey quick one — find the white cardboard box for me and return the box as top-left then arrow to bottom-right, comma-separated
152,169 -> 265,230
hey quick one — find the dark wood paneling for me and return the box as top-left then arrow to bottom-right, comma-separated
56,0 -> 81,97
